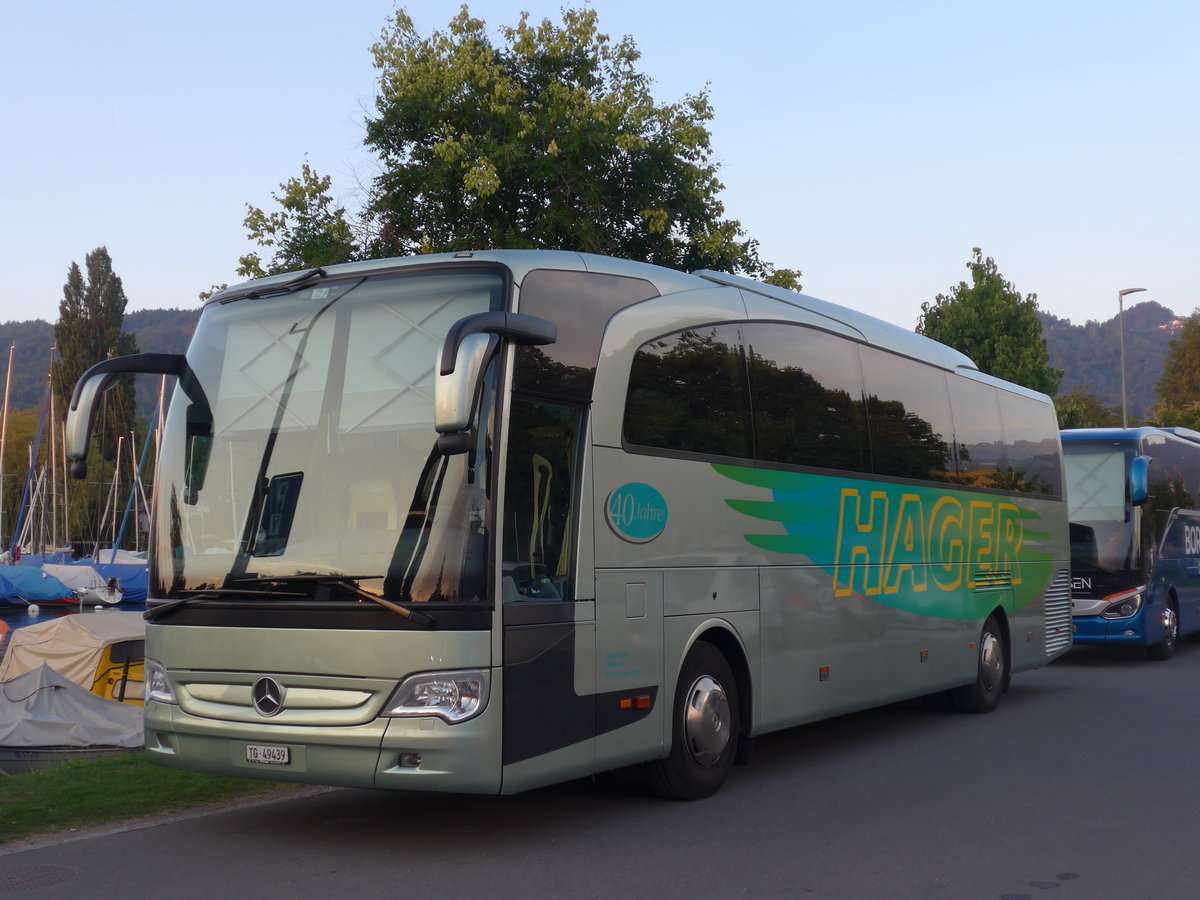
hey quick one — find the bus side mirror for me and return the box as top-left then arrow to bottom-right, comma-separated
67,354 -> 213,503
1130,455 -> 1151,506
433,312 -> 557,456
66,370 -> 115,476
434,333 -> 498,454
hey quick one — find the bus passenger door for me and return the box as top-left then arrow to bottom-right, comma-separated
498,397 -> 598,793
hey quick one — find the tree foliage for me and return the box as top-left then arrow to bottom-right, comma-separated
1149,312 -> 1200,429
238,163 -> 359,280
917,248 -> 1061,396
54,247 -> 140,424
1054,387 -> 1122,429
240,5 -> 800,286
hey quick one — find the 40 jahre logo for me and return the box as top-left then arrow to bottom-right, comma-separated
605,483 -> 668,543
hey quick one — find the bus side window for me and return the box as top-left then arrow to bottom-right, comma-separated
744,322 -> 869,472
623,324 -> 751,459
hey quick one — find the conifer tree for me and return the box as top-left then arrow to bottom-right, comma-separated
54,246 -> 139,462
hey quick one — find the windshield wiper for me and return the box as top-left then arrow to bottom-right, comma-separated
145,587 -> 307,622
243,267 -> 326,299
227,575 -> 437,629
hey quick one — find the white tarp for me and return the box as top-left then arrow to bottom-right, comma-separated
0,612 -> 145,688
0,664 -> 142,747
39,564 -> 124,605
40,563 -> 108,592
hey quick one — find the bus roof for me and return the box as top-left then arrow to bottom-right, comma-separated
209,249 -> 983,380
1061,426 -> 1200,445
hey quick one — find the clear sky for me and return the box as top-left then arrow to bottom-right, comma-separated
3,0 -> 1195,333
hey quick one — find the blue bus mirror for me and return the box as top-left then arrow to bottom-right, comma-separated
1130,455 -> 1151,505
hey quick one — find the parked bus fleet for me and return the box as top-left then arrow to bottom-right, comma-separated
63,250 -> 1191,799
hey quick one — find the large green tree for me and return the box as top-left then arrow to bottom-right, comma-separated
1149,312 -> 1200,428
240,6 -> 799,286
917,248 -> 1061,395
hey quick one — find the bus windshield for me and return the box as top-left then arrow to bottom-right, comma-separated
150,269 -> 503,602
1064,441 -> 1136,574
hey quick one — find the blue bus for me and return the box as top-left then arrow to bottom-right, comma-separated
1063,426 -> 1200,660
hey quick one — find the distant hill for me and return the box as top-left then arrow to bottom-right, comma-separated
1040,300 -> 1184,422
0,308 -> 202,417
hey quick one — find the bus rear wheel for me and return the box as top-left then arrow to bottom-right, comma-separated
949,616 -> 1006,714
645,641 -> 739,800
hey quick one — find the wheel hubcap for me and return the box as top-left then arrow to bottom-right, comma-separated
1163,608 -> 1178,646
683,674 -> 731,766
979,632 -> 1003,692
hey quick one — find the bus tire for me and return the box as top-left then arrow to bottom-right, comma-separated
949,615 -> 1006,714
645,641 -> 739,800
1147,602 -> 1178,661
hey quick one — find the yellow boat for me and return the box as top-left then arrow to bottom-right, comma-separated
0,611 -> 144,705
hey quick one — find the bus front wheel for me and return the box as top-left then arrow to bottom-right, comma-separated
949,616 -> 1006,714
1147,603 -> 1178,661
646,641 -> 739,800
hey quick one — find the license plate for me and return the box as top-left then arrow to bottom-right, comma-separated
245,743 -> 290,766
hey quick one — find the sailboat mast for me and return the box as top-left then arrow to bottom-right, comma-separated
48,348 -> 59,553
0,343 -> 12,550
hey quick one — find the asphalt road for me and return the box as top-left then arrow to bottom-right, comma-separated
3,640 -> 1198,899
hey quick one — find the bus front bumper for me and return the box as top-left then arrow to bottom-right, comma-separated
144,699 -> 503,794
1071,606 -> 1164,647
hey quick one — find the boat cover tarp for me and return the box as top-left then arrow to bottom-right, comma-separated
0,664 -> 142,747
39,563 -> 123,604
0,572 -> 27,607
88,563 -> 148,604
40,563 -> 108,592
0,612 -> 145,688
0,566 -> 73,603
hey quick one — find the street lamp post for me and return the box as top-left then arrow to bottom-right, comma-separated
1118,287 -> 1147,427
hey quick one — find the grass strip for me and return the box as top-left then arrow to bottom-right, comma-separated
0,751 -> 298,844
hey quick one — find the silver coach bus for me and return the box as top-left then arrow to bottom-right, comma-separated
67,251 -> 1071,799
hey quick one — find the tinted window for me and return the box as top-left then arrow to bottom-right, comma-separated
515,270 -> 659,400
948,379 -> 1007,488
624,324 -> 751,459
997,390 -> 1062,496
744,323 -> 868,471
860,347 -> 955,481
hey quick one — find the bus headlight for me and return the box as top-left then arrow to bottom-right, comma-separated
383,669 -> 490,723
1100,588 -> 1145,620
145,658 -> 178,705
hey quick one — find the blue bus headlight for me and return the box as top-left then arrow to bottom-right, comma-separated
145,658 -> 178,705
1100,588 -> 1145,620
383,670 -> 490,723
